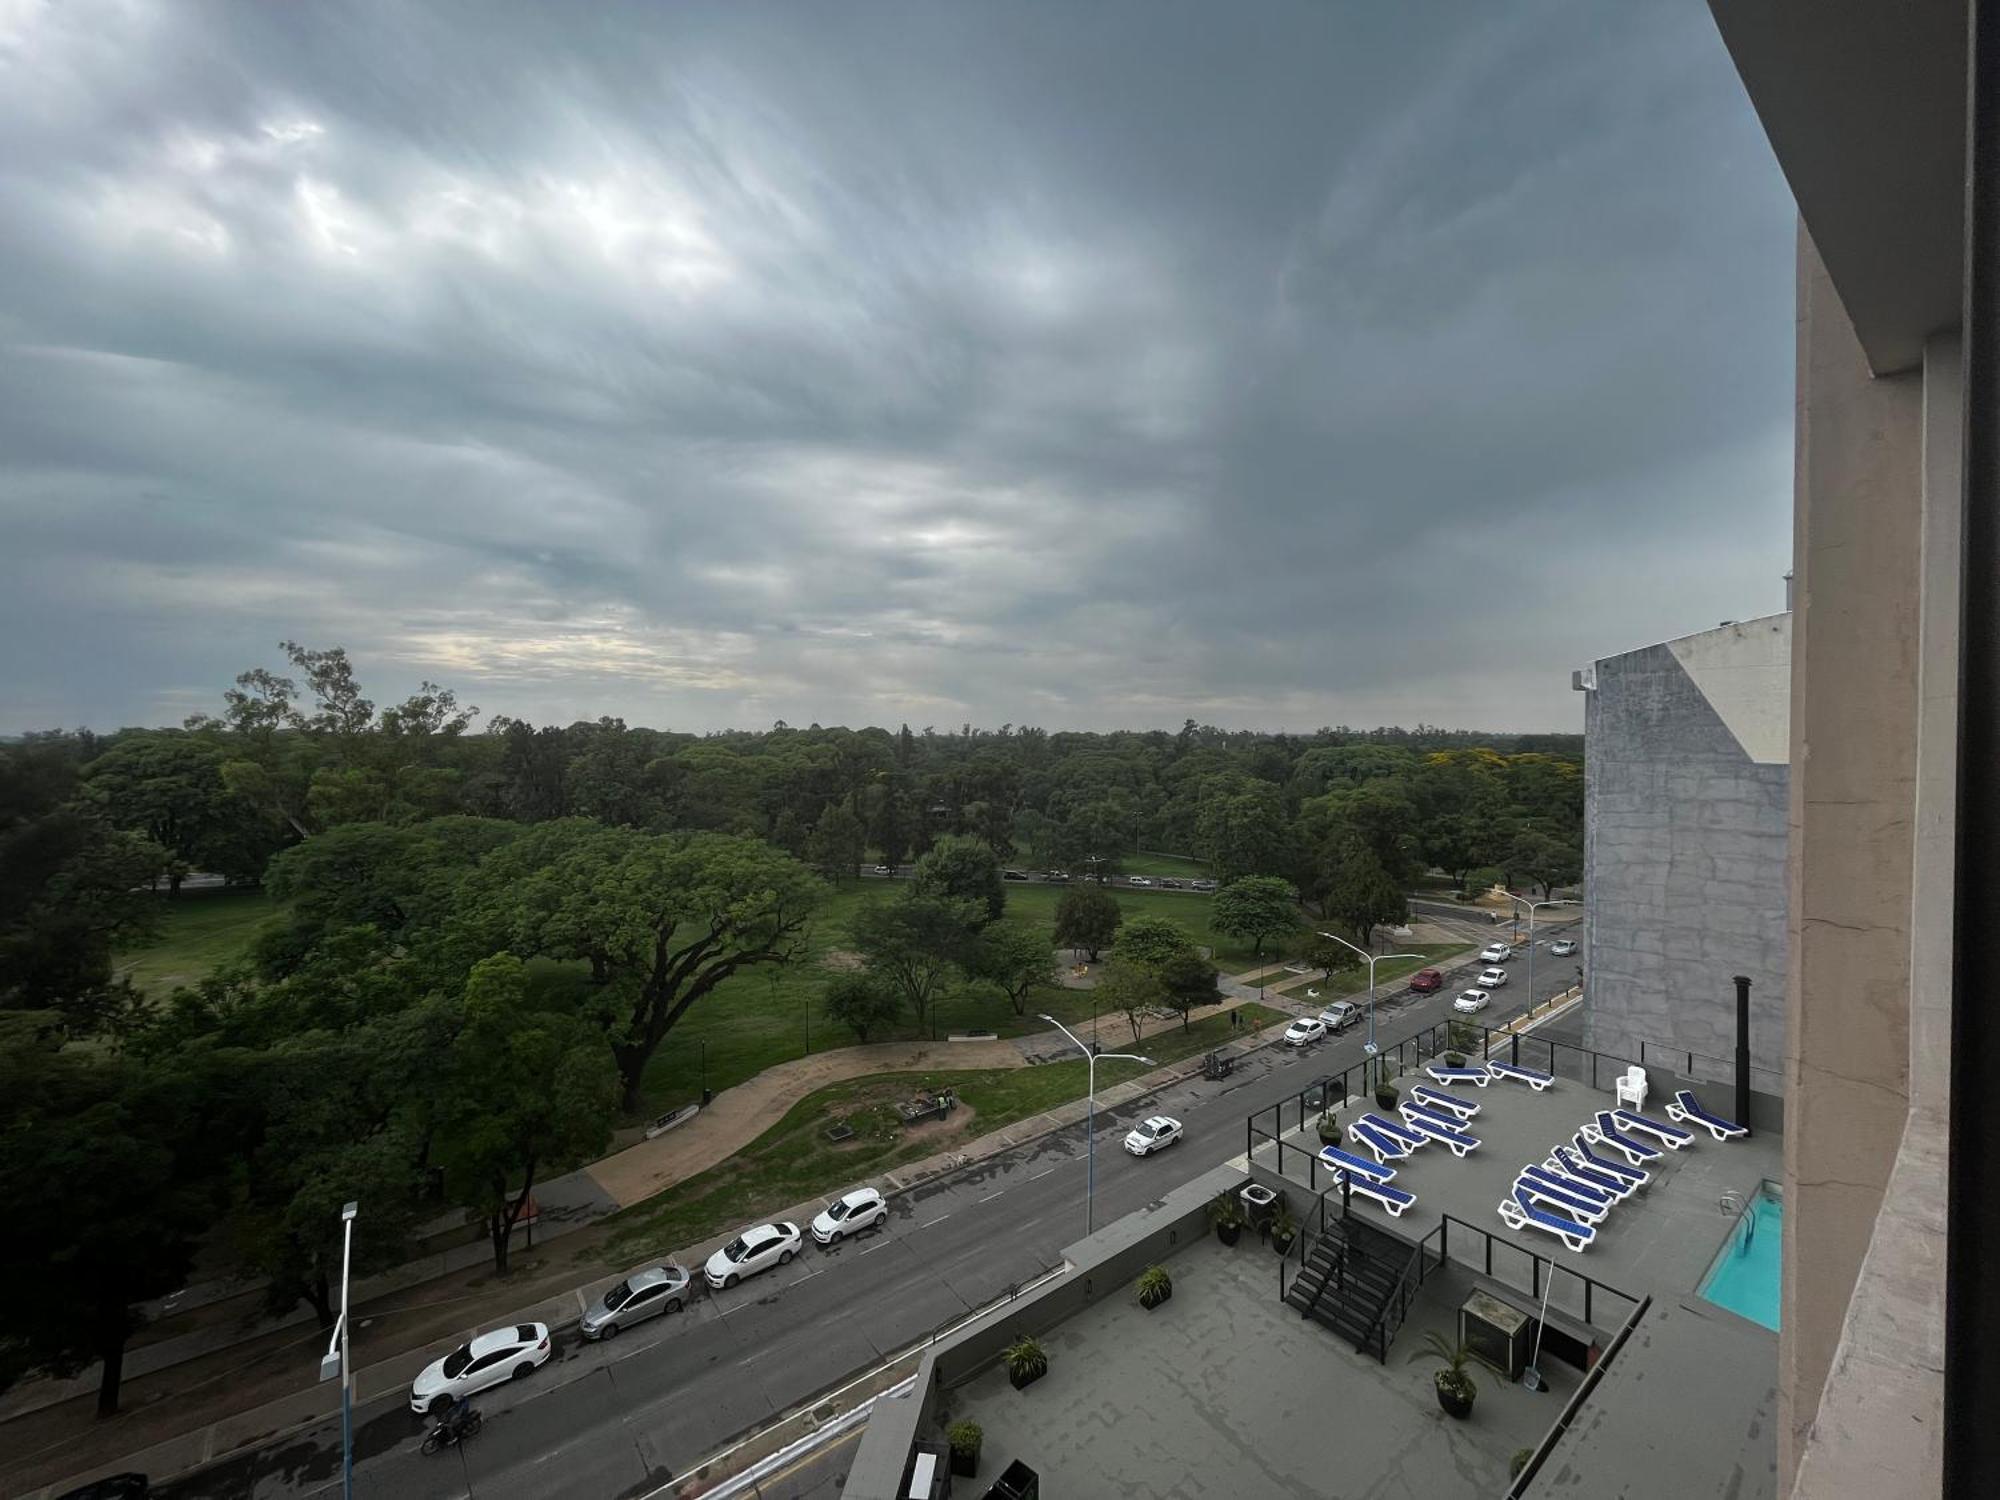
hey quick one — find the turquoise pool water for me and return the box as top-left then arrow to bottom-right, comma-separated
1698,1184 -> 1783,1330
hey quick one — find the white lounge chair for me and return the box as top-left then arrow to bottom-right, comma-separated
1665,1089 -> 1748,1141
1512,1171 -> 1610,1225
1487,1059 -> 1555,1091
1498,1184 -> 1596,1251
1317,1144 -> 1396,1183
1397,1106 -> 1481,1158
1612,1108 -> 1695,1150
1425,1063 -> 1491,1087
1410,1083 -> 1479,1119
1349,1116 -> 1414,1166
1331,1168 -> 1415,1218
1585,1111 -> 1663,1166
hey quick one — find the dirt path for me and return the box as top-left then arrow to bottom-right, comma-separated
584,1036 -> 1024,1208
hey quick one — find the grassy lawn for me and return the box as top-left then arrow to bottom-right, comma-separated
602,1002 -> 1282,1262
1117,851 -> 1210,878
1269,943 -> 1473,1001
113,889 -> 278,996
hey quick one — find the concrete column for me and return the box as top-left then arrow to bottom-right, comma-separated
1779,227 -> 1923,1486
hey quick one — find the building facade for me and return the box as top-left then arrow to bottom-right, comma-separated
1577,614 -> 1789,1093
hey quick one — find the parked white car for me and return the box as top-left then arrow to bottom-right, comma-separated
1454,989 -> 1492,1014
1283,1017 -> 1327,1047
1477,967 -> 1509,988
409,1323 -> 551,1414
1479,942 -> 1513,964
1128,876 -> 1154,887
1123,1115 -> 1183,1156
704,1221 -> 804,1290
811,1188 -> 888,1245
1549,939 -> 1578,957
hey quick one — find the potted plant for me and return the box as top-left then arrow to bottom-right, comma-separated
947,1420 -> 983,1477
1207,1190 -> 1245,1246
1443,1051 -> 1466,1068
1004,1334 -> 1048,1391
1269,1204 -> 1297,1256
1315,1107 -> 1341,1144
1373,1067 -> 1400,1111
1136,1264 -> 1173,1310
1510,1448 -> 1534,1482
1408,1331 -> 1478,1419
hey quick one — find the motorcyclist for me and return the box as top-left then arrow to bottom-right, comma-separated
442,1396 -> 475,1443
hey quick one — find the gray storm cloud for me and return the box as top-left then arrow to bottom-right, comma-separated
0,0 -> 1795,734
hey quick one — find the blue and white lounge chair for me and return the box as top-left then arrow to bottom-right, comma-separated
1666,1089 -> 1748,1141
1612,1108 -> 1694,1150
1398,1108 -> 1482,1158
1411,1084 -> 1479,1119
1548,1145 -> 1636,1199
1512,1171 -> 1610,1224
1360,1112 -> 1430,1154
1400,1101 -> 1468,1133
1571,1132 -> 1650,1188
1585,1111 -> 1664,1166
1330,1167 -> 1416,1218
1349,1116 -> 1414,1166
1487,1059 -> 1555,1091
1522,1163 -> 1616,1211
1498,1185 -> 1596,1251
1425,1063 -> 1490,1087
1318,1144 -> 1397,1183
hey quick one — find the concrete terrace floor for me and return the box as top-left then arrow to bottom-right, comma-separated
950,1233 -> 1577,1499
1250,1073 -> 1783,1496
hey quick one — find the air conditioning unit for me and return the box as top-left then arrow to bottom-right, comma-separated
1460,1289 -> 1532,1378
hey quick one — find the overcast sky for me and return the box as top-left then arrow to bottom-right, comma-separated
0,0 -> 1795,737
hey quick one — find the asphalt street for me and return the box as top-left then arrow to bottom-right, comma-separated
154,949 -> 1577,1500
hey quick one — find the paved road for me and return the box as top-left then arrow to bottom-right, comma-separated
155,956 -> 1577,1500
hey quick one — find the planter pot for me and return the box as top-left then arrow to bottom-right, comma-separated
950,1448 -> 980,1478
1270,1233 -> 1295,1257
1374,1091 -> 1398,1110
1435,1379 -> 1474,1420
1140,1285 -> 1172,1311
1216,1221 -> 1242,1246
1316,1127 -> 1342,1146
1009,1365 -> 1045,1391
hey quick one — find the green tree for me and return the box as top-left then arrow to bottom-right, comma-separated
969,918 -> 1057,1015
912,835 -> 1005,926
805,799 -> 867,881
1092,961 -> 1164,1047
849,895 -> 976,1039
1503,825 -> 1582,900
461,823 -> 824,1110
433,955 -> 618,1275
1210,874 -> 1300,958
1113,914 -> 1197,971
1157,949 -> 1221,1029
1052,884 -> 1122,961
1323,836 -> 1409,948
1192,775 -> 1290,884
83,733 -> 272,892
1304,932 -> 1364,983
821,970 -> 902,1043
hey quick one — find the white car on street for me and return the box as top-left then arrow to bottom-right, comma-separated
1454,989 -> 1492,1014
409,1322 -> 551,1414
705,1221 -> 804,1290
1479,942 -> 1513,964
811,1188 -> 888,1245
1283,1017 -> 1327,1047
1124,1115 -> 1183,1156
1128,876 -> 1154,887
1477,967 -> 1509,988
1549,939 -> 1578,957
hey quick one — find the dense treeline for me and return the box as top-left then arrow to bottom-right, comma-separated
0,642 -> 1579,1416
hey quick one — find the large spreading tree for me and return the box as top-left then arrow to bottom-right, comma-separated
1210,874 -> 1300,958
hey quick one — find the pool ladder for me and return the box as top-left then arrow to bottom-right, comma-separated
1718,1191 -> 1755,1257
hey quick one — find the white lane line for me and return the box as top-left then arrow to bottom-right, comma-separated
975,1189 -> 1005,1205
1025,1166 -> 1057,1181
859,1237 -> 896,1255
918,1211 -> 953,1228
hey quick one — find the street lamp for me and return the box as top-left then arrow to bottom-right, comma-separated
317,1200 -> 358,1500
1504,895 -> 1580,1014
1315,931 -> 1423,1086
1039,1013 -> 1151,1237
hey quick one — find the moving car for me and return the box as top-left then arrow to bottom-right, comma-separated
1549,939 -> 1578,957
1408,969 -> 1444,994
1283,1017 -> 1328,1047
1044,870 -> 1070,882
1479,942 -> 1513,964
1158,877 -> 1184,889
1190,878 -> 1218,892
1453,989 -> 1491,1015
1123,1115 -> 1183,1155
1318,1001 -> 1362,1033
1477,966 -> 1509,988
872,864 -> 892,875
811,1187 -> 888,1245
409,1323 -> 552,1414
581,1264 -> 690,1340
1002,868 -> 1031,881
1128,876 -> 1155,887
704,1222 -> 803,1290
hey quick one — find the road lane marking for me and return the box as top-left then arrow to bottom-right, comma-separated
975,1189 -> 1005,1204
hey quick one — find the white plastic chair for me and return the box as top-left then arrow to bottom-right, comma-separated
1616,1065 -> 1648,1111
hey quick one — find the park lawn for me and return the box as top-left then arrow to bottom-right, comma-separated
1116,851 -> 1210,879
113,889 -> 279,996
1269,943 -> 1474,1001
601,1002 -> 1283,1262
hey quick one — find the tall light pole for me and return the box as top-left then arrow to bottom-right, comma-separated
1039,1014 -> 1150,1236
1315,931 -> 1423,1087
317,1200 -> 359,1500
1504,895 -> 1579,1015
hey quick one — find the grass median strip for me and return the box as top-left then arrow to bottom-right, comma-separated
601,1003 -> 1282,1262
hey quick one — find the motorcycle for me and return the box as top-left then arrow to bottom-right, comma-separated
420,1406 -> 484,1455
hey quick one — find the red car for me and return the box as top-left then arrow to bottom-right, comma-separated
1408,969 -> 1444,994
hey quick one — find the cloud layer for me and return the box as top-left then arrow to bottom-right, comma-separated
0,0 -> 1796,734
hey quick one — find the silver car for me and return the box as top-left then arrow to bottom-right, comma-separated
580,1264 -> 690,1340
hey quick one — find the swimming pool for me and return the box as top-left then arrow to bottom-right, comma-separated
1698,1182 -> 1783,1330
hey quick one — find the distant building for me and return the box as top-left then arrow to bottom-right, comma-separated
1574,614 -> 1789,1091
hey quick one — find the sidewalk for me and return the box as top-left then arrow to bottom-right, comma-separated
18,1013 -> 1296,1500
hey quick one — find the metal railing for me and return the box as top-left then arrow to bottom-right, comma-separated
1359,1220 -> 1445,1362
1504,1293 -> 1654,1498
